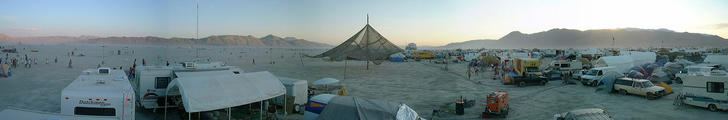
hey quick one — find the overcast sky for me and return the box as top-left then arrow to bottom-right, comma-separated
1,0 -> 727,46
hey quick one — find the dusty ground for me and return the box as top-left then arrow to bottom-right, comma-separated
0,44 -> 725,120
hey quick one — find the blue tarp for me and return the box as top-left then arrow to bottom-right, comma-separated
390,58 -> 405,62
598,71 -> 624,93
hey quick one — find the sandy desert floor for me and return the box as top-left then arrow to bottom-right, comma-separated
0,44 -> 726,120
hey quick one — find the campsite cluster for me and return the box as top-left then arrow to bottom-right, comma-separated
0,24 -> 726,120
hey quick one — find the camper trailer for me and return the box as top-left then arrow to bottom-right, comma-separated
679,70 -> 728,111
60,67 -> 135,120
274,77 -> 309,113
550,60 -> 584,72
132,62 -> 242,109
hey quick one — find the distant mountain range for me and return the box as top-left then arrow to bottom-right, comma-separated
441,28 -> 728,49
0,34 -> 331,48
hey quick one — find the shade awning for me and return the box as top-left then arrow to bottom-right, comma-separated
167,71 -> 285,112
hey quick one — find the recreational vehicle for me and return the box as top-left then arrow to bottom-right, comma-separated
679,70 -> 728,111
550,60 -> 584,72
60,67 -> 135,120
132,62 -> 242,109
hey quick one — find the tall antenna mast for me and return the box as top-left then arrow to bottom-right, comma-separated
196,1 -> 199,59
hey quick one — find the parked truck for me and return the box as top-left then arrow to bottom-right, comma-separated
514,58 -> 542,76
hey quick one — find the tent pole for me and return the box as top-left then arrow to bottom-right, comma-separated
188,113 -> 191,120
344,57 -> 347,80
260,101 -> 263,119
284,95 -> 288,117
228,107 -> 231,120
164,92 -> 168,120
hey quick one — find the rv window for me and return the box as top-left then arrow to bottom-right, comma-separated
560,64 -> 570,68
707,82 -> 724,93
155,77 -> 171,89
233,71 -> 240,74
74,107 -> 115,116
99,69 -> 109,74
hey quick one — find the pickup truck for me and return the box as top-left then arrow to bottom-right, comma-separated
513,74 -> 548,87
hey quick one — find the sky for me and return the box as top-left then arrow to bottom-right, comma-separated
1,0 -> 727,46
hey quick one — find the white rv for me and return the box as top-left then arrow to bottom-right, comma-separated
679,70 -> 728,111
132,62 -> 242,109
61,67 -> 135,120
550,60 -> 584,72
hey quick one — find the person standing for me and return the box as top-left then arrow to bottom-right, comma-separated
467,67 -> 472,80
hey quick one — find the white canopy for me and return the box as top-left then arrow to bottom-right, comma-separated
313,78 -> 340,86
166,71 -> 285,112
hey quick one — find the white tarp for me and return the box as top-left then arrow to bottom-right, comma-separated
313,78 -> 340,86
390,53 -> 406,58
166,71 -> 285,112
705,55 -> 728,66
594,56 -> 634,73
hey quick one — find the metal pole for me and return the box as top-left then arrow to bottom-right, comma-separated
260,101 -> 263,119
164,92 -> 168,120
228,107 -> 231,120
284,95 -> 287,116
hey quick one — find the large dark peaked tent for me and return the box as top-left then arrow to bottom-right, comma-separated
313,17 -> 404,66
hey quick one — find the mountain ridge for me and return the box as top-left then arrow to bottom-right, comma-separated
0,34 -> 331,48
442,28 -> 728,48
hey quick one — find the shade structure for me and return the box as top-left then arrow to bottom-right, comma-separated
166,71 -> 285,112
312,24 -> 403,65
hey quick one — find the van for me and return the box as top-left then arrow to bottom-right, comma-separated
61,67 -> 135,120
613,78 -> 666,100
580,67 -> 617,86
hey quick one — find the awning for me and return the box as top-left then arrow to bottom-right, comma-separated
166,71 -> 285,112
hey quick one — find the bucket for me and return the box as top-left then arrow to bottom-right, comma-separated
455,101 -> 464,115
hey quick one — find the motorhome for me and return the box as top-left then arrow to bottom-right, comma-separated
60,67 -> 135,120
550,60 -> 584,72
132,62 -> 242,109
679,70 -> 728,111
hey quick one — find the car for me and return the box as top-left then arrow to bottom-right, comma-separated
581,67 -> 617,86
553,108 -> 613,120
513,74 -> 548,87
613,78 -> 666,100
571,70 -> 586,80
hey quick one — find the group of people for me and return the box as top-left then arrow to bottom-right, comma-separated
3,54 -> 61,68
466,59 -> 495,80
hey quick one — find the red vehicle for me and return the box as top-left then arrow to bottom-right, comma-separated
482,91 -> 509,118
